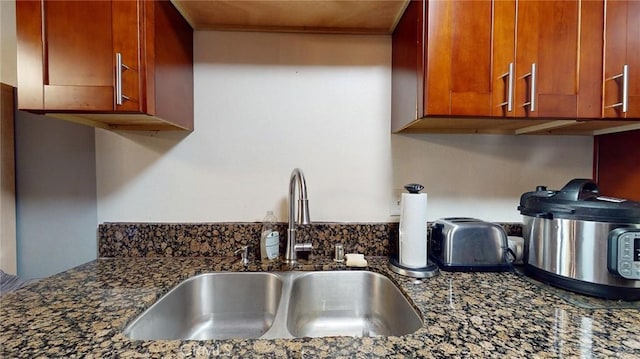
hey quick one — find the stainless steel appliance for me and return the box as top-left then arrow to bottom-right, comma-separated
519,179 -> 640,300
429,217 -> 511,272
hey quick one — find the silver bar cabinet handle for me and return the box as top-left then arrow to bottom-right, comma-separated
530,63 -> 536,112
116,53 -> 123,105
498,62 -> 514,112
507,62 -> 514,112
622,64 -> 629,113
521,63 -> 536,112
115,53 -> 130,106
605,64 -> 629,113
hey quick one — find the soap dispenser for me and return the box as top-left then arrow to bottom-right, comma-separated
260,211 -> 280,260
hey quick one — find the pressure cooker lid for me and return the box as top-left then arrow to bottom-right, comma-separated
518,179 -> 640,223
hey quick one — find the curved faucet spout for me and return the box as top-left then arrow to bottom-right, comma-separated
286,168 -> 312,263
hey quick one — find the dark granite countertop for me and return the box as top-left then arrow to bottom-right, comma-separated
1,257 -> 639,358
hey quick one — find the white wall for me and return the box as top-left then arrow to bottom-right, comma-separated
96,31 -> 393,223
0,0 -> 17,86
96,31 -> 593,224
15,112 -> 97,279
392,134 -> 592,221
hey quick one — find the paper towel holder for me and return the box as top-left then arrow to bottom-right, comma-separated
404,183 -> 424,193
388,257 -> 439,278
388,183 -> 440,278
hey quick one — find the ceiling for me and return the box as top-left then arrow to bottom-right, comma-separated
170,0 -> 410,34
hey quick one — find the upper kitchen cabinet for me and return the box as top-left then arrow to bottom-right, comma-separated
423,0 -> 495,117
509,0 -> 602,119
603,0 -> 640,119
391,0 -> 628,134
594,130 -> 640,200
391,0 -> 497,125
16,0 -> 193,131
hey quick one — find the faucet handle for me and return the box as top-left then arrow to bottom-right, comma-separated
234,245 -> 250,266
293,243 -> 313,261
294,243 -> 313,252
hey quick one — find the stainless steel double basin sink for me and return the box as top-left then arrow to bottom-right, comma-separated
123,271 -> 422,340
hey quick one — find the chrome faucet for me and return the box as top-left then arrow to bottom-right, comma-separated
285,168 -> 312,263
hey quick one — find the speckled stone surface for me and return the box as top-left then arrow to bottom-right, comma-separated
1,256 -> 639,358
98,222 -> 397,258
99,222 -> 523,259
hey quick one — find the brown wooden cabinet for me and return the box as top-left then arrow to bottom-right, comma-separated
593,130 -> 640,201
16,0 -> 193,131
391,0 -> 636,135
508,0 -> 602,119
603,0 -> 640,119
424,0 -> 494,117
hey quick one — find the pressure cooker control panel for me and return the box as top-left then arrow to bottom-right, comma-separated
608,228 -> 640,280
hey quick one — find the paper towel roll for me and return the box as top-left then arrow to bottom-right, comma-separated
399,192 -> 428,268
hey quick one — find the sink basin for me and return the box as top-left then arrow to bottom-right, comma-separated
286,271 -> 423,337
123,270 -> 422,340
123,272 -> 283,340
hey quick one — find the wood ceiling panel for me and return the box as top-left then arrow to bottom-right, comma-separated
171,0 -> 409,34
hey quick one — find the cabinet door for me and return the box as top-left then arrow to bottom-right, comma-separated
391,0 -> 424,131
424,0 -> 493,116
17,0 -> 114,111
113,0 -> 143,113
514,0 -> 602,118
604,0 -> 640,118
594,130 -> 640,200
491,0 -> 516,117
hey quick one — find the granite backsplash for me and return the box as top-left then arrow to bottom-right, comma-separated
98,222 -> 523,259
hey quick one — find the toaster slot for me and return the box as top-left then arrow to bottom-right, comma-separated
430,223 -> 443,257
443,217 -> 484,224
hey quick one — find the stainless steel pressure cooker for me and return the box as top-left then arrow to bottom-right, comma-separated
518,179 -> 640,300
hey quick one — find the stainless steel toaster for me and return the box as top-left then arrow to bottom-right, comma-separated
429,217 -> 510,272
